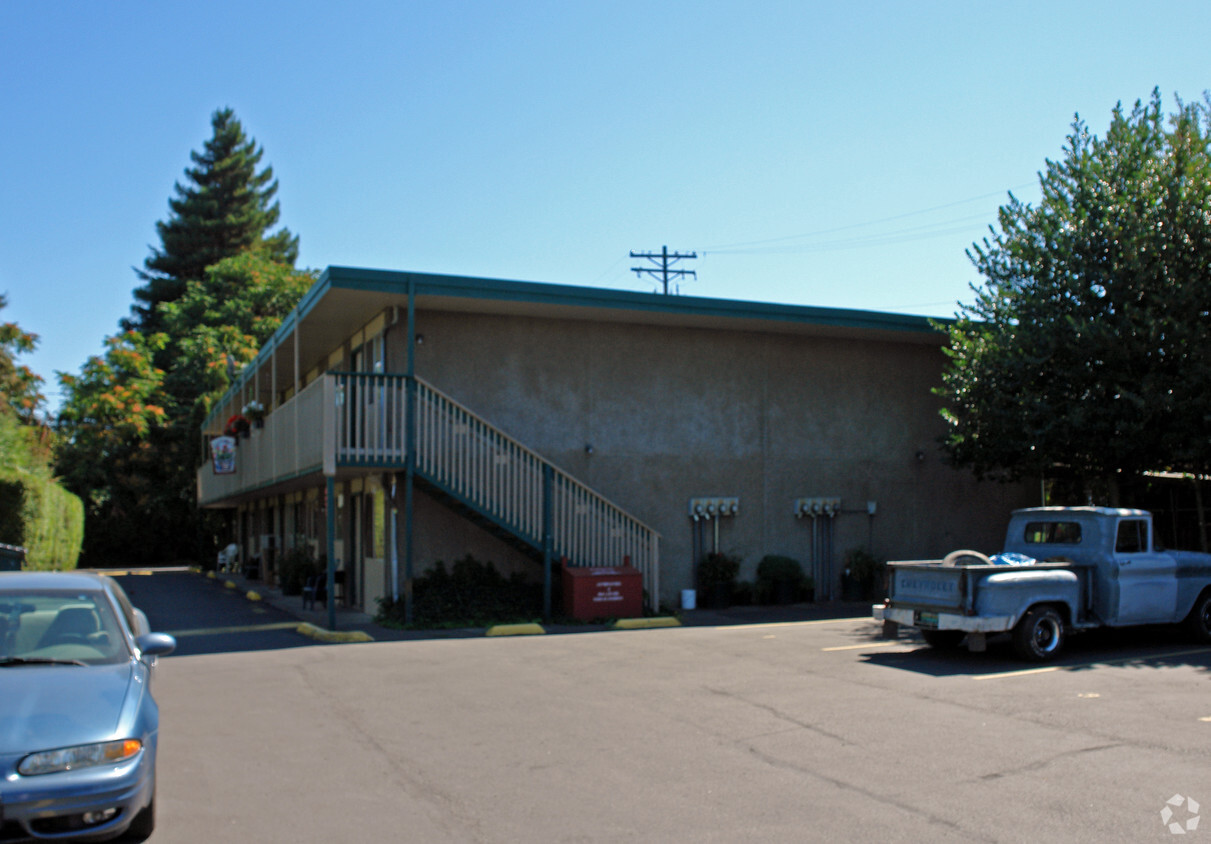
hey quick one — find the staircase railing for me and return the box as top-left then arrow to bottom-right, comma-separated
333,373 -> 660,608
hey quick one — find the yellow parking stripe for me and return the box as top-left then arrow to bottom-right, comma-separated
167,622 -> 303,638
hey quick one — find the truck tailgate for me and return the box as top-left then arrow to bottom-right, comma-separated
889,563 -> 966,611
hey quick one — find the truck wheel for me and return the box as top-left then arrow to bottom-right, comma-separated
920,629 -> 965,649
1183,591 -> 1211,643
1012,606 -> 1064,661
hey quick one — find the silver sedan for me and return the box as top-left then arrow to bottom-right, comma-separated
0,571 -> 175,842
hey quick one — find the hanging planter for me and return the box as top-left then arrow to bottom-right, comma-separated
224,413 -> 251,439
242,400 -> 266,429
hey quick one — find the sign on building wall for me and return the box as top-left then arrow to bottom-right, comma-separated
211,435 -> 238,475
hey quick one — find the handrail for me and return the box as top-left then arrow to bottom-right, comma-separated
332,372 -> 660,608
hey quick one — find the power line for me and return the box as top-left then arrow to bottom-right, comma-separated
701,182 -> 1036,254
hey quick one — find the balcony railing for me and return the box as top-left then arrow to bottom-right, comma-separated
200,372 -> 660,607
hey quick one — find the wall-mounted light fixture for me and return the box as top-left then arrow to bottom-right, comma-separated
585,444 -> 594,455
415,334 -> 425,345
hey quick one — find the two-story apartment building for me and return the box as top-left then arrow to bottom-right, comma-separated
197,266 -> 1035,620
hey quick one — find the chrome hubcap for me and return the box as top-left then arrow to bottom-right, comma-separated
1034,618 -> 1060,653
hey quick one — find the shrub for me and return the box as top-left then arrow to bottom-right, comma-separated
278,546 -> 321,595
731,579 -> 755,606
0,471 -> 83,570
755,554 -> 805,604
844,547 -> 885,599
376,555 -> 542,628
698,551 -> 740,587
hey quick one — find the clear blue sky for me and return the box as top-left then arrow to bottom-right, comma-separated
2,1 -> 1209,413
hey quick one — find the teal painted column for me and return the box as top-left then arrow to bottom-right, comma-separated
326,474 -> 336,631
542,464 -> 553,621
403,278 -> 416,625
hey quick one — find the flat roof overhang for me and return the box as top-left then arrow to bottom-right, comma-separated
207,266 -> 950,430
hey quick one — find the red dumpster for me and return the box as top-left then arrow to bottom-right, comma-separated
561,563 -> 643,620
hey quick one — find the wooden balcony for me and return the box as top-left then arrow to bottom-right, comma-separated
199,373 -> 661,608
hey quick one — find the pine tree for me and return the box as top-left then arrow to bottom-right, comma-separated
126,107 -> 298,333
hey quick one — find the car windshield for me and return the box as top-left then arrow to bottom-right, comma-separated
0,590 -> 130,666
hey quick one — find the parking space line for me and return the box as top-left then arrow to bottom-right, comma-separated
822,641 -> 904,652
974,666 -> 1061,680
715,618 -> 867,631
167,622 -> 302,638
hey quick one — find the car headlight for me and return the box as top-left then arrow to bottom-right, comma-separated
17,739 -> 142,776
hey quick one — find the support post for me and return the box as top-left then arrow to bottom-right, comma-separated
326,475 -> 337,631
542,464 -> 554,622
403,278 -> 417,625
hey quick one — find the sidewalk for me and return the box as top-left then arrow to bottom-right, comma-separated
209,568 -> 871,642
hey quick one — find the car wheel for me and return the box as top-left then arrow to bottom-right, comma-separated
121,794 -> 155,842
920,629 -> 965,649
1013,606 -> 1064,661
1183,590 -> 1211,643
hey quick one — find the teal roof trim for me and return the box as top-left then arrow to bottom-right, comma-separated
204,265 -> 950,429
318,266 -> 949,335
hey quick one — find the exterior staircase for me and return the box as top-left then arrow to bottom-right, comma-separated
333,373 -> 661,608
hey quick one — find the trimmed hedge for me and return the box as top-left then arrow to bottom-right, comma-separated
0,471 -> 84,570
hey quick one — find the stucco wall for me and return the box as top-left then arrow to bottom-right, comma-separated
385,308 -> 1036,603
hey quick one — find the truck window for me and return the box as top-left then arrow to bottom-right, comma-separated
1023,521 -> 1082,544
1115,520 -> 1148,553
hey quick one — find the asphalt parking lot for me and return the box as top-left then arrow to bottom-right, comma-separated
126,570 -> 1211,843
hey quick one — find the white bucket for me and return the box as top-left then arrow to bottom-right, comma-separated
681,589 -> 697,611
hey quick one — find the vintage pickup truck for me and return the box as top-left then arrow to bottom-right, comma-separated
873,506 -> 1211,660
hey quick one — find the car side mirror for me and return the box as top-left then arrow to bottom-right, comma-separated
136,632 -> 176,657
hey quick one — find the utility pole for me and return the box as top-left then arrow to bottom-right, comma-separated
630,245 -> 697,295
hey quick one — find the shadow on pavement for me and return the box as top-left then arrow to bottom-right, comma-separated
858,623 -> 1211,677
102,567 -> 880,656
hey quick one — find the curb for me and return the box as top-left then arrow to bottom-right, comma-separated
611,617 -> 681,630
296,622 -> 375,644
485,623 -> 546,637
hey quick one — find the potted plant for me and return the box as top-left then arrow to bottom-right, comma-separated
755,554 -> 806,605
224,413 -> 251,439
698,551 -> 740,609
243,400 -> 266,428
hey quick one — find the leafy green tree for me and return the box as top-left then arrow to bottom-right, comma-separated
939,90 -> 1211,503
57,255 -> 314,565
158,252 -> 317,426
126,107 -> 298,333
56,107 -> 310,565
54,332 -> 176,563
0,294 -> 45,423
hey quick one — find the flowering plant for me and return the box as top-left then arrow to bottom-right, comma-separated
224,413 -> 251,437
242,400 -> 266,421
